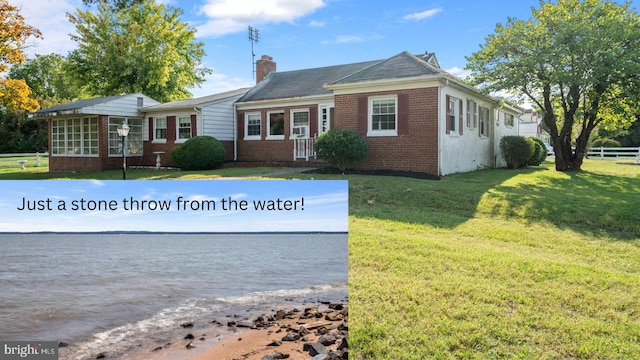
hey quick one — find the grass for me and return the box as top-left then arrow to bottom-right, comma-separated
2,159 -> 639,358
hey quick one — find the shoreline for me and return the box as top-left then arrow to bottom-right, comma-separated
85,300 -> 348,360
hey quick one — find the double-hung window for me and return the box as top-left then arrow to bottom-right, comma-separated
291,109 -> 309,137
245,112 -> 261,140
504,113 -> 514,127
467,99 -> 477,128
154,117 -> 167,142
369,96 -> 397,136
447,97 -> 458,134
178,117 -> 192,140
109,117 -> 143,156
479,106 -> 490,137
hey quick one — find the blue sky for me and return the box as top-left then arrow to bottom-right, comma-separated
0,180 -> 348,232
10,0 -> 639,101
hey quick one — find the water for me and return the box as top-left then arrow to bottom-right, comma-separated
0,233 -> 347,359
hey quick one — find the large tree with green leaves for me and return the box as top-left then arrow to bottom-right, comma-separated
66,0 -> 211,102
466,0 -> 640,171
9,54 -> 85,109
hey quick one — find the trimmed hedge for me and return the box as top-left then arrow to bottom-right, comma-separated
528,137 -> 548,166
169,136 -> 226,170
315,129 -> 368,172
591,138 -> 621,148
500,136 -> 535,169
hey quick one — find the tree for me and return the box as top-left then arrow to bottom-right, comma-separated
9,54 -> 85,109
0,0 -> 42,73
466,0 -> 640,171
66,0 -> 211,102
81,0 -> 143,10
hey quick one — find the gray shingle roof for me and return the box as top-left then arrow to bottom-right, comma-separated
238,52 -> 457,103
33,95 -> 128,115
332,51 -> 446,85
238,60 -> 380,102
142,87 -> 251,112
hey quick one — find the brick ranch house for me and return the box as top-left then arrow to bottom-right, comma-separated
33,51 -> 521,176
236,51 -> 521,176
32,89 -> 248,172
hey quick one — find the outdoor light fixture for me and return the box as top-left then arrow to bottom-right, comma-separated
117,121 -> 130,180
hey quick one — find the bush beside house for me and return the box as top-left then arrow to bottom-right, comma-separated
169,136 -> 226,170
314,129 -> 368,173
500,136 -> 535,169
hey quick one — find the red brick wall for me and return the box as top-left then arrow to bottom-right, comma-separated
48,114 -> 235,172
236,107 -> 309,162
334,87 -> 439,174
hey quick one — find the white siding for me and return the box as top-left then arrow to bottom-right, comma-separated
200,94 -> 245,141
493,109 -> 520,169
84,94 -> 160,118
439,88 -> 495,176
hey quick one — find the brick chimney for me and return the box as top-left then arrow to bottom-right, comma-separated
255,55 -> 276,84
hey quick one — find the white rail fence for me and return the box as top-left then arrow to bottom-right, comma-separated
293,136 -> 317,161
546,147 -> 640,164
0,152 -> 49,169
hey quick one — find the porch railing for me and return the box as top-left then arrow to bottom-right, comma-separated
293,136 -> 317,161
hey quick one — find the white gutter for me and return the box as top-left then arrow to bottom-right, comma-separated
193,107 -> 202,136
233,102 -> 238,161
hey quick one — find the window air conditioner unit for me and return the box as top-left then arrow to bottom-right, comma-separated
293,126 -> 307,137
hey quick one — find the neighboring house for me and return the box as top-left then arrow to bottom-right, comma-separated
141,88 -> 250,166
31,94 -> 160,172
519,109 -> 551,149
33,89 -> 249,172
236,51 -> 522,176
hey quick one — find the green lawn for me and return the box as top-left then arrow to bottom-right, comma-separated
2,159 -> 639,358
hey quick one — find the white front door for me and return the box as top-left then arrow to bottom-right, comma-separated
319,104 -> 334,135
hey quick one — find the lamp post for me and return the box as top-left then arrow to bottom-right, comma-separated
117,121 -> 130,180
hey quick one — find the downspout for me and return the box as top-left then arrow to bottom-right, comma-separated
193,107 -> 202,136
233,103 -> 238,161
438,79 -> 450,176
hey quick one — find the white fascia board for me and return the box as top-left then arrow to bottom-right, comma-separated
326,76 -> 443,95
235,94 -> 334,111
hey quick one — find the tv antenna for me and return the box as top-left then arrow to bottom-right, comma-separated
248,26 -> 260,79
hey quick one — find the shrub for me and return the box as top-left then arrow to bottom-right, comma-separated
500,136 -> 535,169
528,137 -> 548,166
314,129 -> 368,172
169,136 -> 226,170
591,138 -> 621,148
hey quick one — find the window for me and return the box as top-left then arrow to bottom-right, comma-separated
504,113 -> 514,127
51,117 -> 98,156
109,117 -> 143,156
291,109 -> 309,137
447,97 -> 458,134
178,117 -> 192,140
245,112 -> 261,140
267,111 -> 285,139
154,117 -> 167,141
369,96 -> 397,136
137,97 -> 144,107
479,106 -> 490,137
467,99 -> 477,128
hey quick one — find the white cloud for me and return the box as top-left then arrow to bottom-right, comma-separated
446,66 -> 471,79
8,0 -> 80,57
321,35 -> 364,45
403,8 -> 442,21
189,71 -> 253,98
196,0 -> 326,37
308,20 -> 325,27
